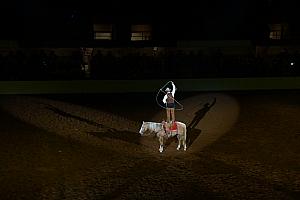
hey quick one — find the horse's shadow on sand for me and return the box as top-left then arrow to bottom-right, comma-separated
43,103 -> 141,145
87,130 -> 141,145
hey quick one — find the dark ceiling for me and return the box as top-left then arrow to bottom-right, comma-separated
1,0 -> 299,40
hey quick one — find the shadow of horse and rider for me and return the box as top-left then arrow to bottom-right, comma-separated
42,97 -> 216,149
186,97 -> 216,147
43,103 -> 141,145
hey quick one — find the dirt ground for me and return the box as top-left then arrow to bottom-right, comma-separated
0,91 -> 299,200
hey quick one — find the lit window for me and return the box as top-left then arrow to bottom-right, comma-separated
269,31 -> 281,39
131,25 -> 152,41
94,24 -> 112,40
94,32 -> 112,40
131,32 -> 152,41
269,24 -> 282,40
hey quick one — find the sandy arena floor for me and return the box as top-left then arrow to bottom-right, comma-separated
0,91 -> 299,199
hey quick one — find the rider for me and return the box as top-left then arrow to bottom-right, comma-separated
162,81 -> 176,124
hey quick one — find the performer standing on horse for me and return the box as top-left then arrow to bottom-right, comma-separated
162,81 -> 176,123
156,80 -> 184,140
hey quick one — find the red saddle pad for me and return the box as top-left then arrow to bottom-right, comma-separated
169,122 -> 177,131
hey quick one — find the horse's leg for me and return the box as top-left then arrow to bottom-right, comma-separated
159,136 -> 164,153
176,134 -> 181,150
183,127 -> 187,151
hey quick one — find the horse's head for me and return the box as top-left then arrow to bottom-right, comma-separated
139,121 -> 147,135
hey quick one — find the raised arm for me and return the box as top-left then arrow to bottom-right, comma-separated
171,82 -> 176,97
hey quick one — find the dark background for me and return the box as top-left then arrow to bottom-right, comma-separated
2,0 -> 299,40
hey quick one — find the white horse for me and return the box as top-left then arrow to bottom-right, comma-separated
139,121 -> 187,153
